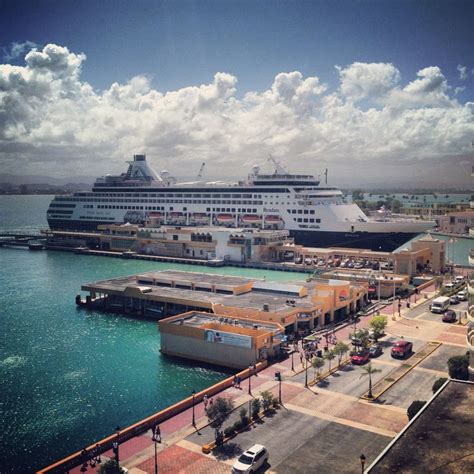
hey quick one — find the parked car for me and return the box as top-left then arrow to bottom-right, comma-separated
369,345 -> 383,358
232,444 -> 268,474
455,275 -> 465,283
457,290 -> 467,301
354,262 -> 364,269
351,351 -> 370,365
442,310 -> 457,323
449,295 -> 459,305
391,340 -> 413,359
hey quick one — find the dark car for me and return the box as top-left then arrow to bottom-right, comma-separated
351,351 -> 370,365
369,345 -> 382,358
391,340 -> 413,359
442,310 -> 457,323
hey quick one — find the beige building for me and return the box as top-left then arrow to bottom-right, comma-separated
394,234 -> 446,276
79,270 -> 368,332
159,312 -> 285,368
436,211 -> 474,235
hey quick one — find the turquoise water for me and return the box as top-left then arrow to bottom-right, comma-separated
0,195 -> 471,472
0,197 -> 305,472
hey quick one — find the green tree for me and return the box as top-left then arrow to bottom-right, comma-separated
333,341 -> 350,367
407,400 -> 427,420
205,396 -> 235,439
432,377 -> 447,394
99,460 -> 126,474
359,363 -> 382,399
447,354 -> 469,380
260,390 -> 275,412
324,349 -> 336,372
311,356 -> 325,380
350,328 -> 370,349
239,406 -> 249,426
251,398 -> 261,419
369,316 -> 388,342
352,189 -> 364,201
391,199 -> 402,213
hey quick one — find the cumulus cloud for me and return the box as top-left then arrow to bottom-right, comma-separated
457,64 -> 467,80
0,44 -> 473,187
337,62 -> 400,101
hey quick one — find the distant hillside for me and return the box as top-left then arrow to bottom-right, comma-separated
0,173 -> 94,186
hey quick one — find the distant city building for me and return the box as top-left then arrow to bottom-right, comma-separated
436,210 -> 474,235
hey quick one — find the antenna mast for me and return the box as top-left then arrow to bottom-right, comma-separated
197,162 -> 206,179
325,168 -> 328,184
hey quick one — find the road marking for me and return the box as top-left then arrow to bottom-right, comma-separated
285,403 -> 396,438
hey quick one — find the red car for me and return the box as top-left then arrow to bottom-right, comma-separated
351,351 -> 370,365
391,340 -> 413,359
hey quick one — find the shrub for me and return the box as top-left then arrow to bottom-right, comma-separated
407,400 -> 426,420
447,354 -> 469,380
272,397 -> 280,408
239,407 -> 249,426
251,398 -> 261,419
99,460 -> 126,474
224,425 -> 235,438
233,419 -> 243,431
432,377 -> 448,394
260,390 -> 274,412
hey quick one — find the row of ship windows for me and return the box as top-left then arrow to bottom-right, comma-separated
95,205 -> 261,213
288,209 -> 316,215
69,193 -> 264,199
295,218 -> 321,223
57,198 -> 264,205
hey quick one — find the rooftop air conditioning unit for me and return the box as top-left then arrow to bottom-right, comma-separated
263,303 -> 270,312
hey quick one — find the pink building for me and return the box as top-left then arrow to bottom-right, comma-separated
436,211 -> 474,235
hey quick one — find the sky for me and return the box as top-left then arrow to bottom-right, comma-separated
0,0 -> 473,188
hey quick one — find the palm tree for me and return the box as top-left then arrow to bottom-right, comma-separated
324,349 -> 336,372
360,363 -> 382,399
333,342 -> 350,367
311,357 -> 325,381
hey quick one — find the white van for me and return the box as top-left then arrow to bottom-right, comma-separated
430,296 -> 450,314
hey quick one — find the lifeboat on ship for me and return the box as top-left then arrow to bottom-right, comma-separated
264,215 -> 281,224
216,214 -> 234,224
242,215 -> 261,224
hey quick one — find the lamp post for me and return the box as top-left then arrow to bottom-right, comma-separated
151,425 -> 161,474
391,277 -> 396,320
248,365 -> 252,395
113,426 -> 120,465
360,453 -> 366,473
304,358 -> 309,388
275,372 -> 282,403
191,389 -> 196,428
291,350 -> 295,371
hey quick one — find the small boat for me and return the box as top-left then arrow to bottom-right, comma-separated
242,215 -> 261,223
148,211 -> 162,218
265,215 -> 281,223
216,214 -> 234,223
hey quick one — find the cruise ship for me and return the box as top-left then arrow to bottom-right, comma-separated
47,155 -> 434,252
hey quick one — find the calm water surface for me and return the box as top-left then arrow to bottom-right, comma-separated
0,196 -> 305,472
0,195 -> 471,472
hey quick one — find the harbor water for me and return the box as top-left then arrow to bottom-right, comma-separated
0,195 -> 472,472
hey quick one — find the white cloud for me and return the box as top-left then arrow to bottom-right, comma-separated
457,64 -> 467,80
0,44 -> 473,187
337,62 -> 400,101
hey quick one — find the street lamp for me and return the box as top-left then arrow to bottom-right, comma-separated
291,350 -> 295,371
275,371 -> 282,403
151,425 -> 161,474
248,365 -> 252,395
113,426 -> 120,465
191,389 -> 196,428
304,358 -> 309,388
360,453 -> 366,473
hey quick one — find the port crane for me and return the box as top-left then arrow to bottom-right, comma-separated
197,162 -> 206,179
268,154 -> 289,174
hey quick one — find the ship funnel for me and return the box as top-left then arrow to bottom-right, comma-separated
133,154 -> 146,162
